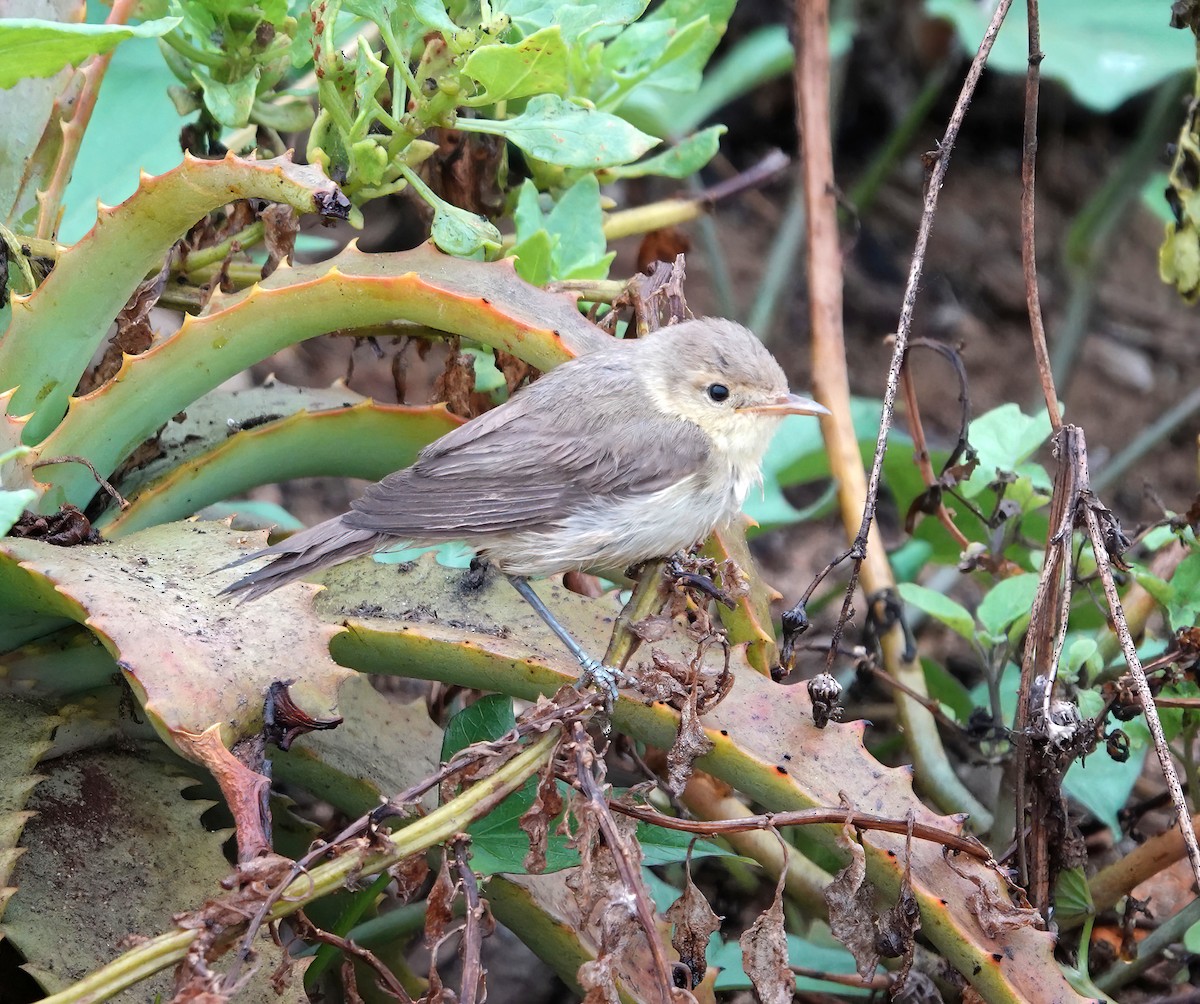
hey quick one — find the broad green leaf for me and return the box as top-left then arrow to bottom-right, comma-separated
600,14 -> 718,101
1165,552 -> 1200,631
1053,867 -> 1095,929
495,0 -> 649,42
976,574 -> 1040,639
1063,735 -> 1146,835
0,15 -> 180,88
456,94 -> 659,168
463,25 -> 570,103
961,404 -> 1054,500
1065,637 -> 1102,682
0,488 -> 36,536
897,582 -> 975,641
510,228 -> 556,285
193,65 -> 260,127
922,657 -> 974,723
927,0 -> 1193,112
601,124 -> 724,179
545,173 -> 609,278
619,23 -> 792,137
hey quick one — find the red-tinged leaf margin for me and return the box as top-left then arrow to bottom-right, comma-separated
1,152 -> 348,444
34,243 -> 611,510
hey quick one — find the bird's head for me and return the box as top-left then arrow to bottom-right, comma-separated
640,318 -> 829,465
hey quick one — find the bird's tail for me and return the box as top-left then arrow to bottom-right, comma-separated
219,516 -> 388,601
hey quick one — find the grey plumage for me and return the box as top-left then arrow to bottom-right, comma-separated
221,317 -> 825,600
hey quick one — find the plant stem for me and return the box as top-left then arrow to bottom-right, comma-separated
36,0 -> 141,238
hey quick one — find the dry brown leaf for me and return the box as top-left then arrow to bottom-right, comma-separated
738,870 -> 791,1004
260,203 -> 299,278
425,854 -> 458,949
664,866 -> 721,988
666,688 -> 714,797
825,820 -> 881,980
520,753 -> 564,874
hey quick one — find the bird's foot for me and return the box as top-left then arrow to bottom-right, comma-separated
576,656 -> 624,713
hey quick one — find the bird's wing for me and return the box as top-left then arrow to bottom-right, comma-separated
342,380 -> 712,537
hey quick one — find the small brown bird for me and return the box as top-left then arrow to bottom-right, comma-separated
223,318 -> 827,688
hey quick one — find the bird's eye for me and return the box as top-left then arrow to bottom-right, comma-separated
707,383 -> 730,403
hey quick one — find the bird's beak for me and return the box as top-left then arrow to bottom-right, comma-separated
739,392 -> 831,417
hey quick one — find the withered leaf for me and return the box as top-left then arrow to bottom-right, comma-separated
260,203 -> 300,278
666,688 -> 714,797
739,872 -> 791,1004
520,753 -> 564,874
825,823 -> 881,980
664,866 -> 721,988
424,854 -> 458,949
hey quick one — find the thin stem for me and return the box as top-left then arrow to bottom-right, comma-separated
794,0 -> 1007,827
36,0 -> 141,238
1020,0 -> 1061,430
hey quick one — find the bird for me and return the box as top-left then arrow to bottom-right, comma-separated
221,317 -> 828,692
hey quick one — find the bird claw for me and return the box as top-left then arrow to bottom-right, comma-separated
576,656 -> 623,712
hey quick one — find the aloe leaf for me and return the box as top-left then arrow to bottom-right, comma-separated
0,697 -> 59,920
0,522 -> 352,763
35,243 -> 609,510
272,673 -> 442,818
701,521 -> 780,675
0,152 -> 349,444
0,746 -> 306,1002
100,390 -> 464,537
318,556 -> 1092,1004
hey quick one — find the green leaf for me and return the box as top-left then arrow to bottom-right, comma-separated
1165,552 -> 1200,631
495,0 -> 650,43
464,25 -> 570,103
545,173 -> 609,278
456,94 -> 659,168
601,124 -> 724,179
1065,638 -> 1101,683
430,201 -> 503,257
961,404 -> 1054,500
927,0 -> 1193,112
510,228 -> 556,285
1053,866 -> 1095,928
897,582 -> 975,641
1063,737 -> 1146,835
0,16 -> 181,88
0,488 -> 36,536
442,693 -> 516,760
976,574 -> 1040,639
193,65 -> 261,128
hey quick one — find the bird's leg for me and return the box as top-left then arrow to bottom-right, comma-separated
506,575 -> 623,704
